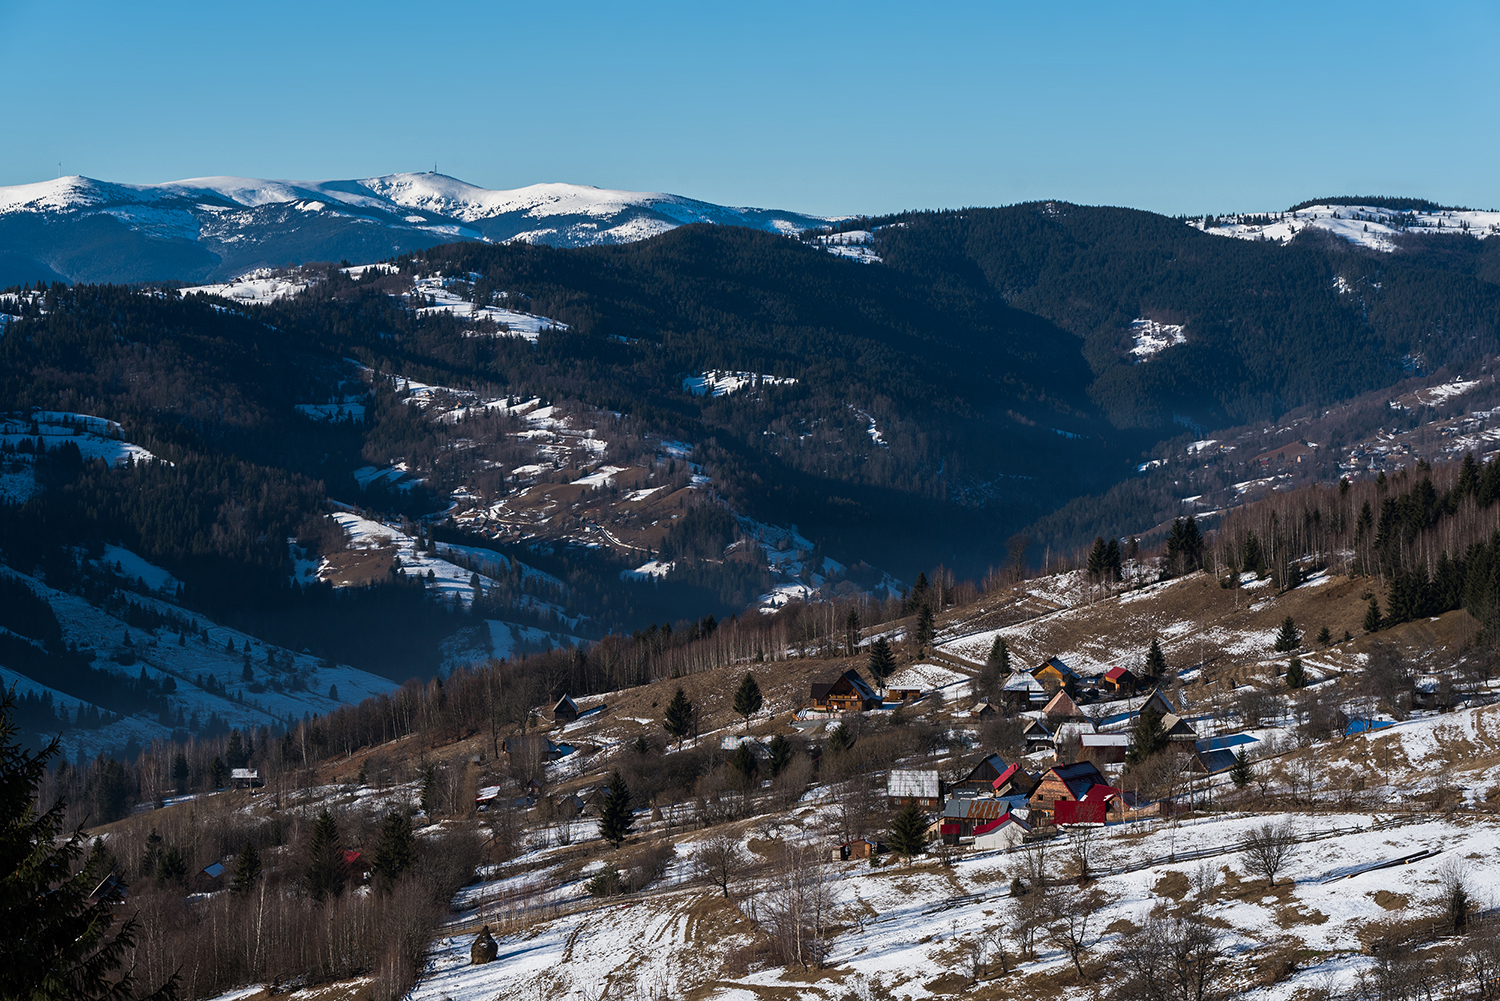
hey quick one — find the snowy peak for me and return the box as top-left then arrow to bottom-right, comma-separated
0,171 -> 833,286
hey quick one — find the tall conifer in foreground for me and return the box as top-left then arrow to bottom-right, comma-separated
733,672 -> 762,728
598,771 -> 635,849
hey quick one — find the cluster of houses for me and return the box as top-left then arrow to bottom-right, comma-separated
809,654 -> 1255,854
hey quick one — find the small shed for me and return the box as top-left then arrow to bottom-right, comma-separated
550,694 -> 580,724
1022,718 -> 1054,754
887,769 -> 941,808
230,768 -> 261,789
831,837 -> 882,861
970,701 -> 999,720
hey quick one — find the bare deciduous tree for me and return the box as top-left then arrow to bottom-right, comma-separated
1043,882 -> 1106,975
696,831 -> 745,900
1114,913 -> 1225,1001
1242,821 -> 1298,887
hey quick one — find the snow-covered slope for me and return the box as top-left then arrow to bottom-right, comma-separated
1189,203 -> 1500,251
0,172 -> 833,285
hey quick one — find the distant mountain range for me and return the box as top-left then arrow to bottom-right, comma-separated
0,172 -> 834,285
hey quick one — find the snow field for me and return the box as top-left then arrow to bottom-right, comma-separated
682,371 -> 799,397
1191,204 -> 1500,252
1128,318 -> 1187,360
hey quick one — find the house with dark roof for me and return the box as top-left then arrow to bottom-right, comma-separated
1028,761 -> 1107,820
951,753 -> 1011,793
887,769 -> 941,808
1000,671 -> 1047,709
1087,690 -> 1176,732
550,694 -> 580,723
939,794 -> 1030,843
810,670 -> 881,713
1031,656 -> 1082,694
1022,718 -> 1055,755
1100,666 -> 1140,695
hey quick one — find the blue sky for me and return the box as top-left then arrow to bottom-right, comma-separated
1,0 -> 1495,216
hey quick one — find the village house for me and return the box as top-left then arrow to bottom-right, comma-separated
1028,760 -> 1108,821
810,670 -> 882,713
1099,665 -> 1140,696
1022,718 -> 1055,755
1079,732 -> 1130,764
1042,689 -> 1086,722
950,752 -> 1012,793
990,762 -> 1038,798
1158,712 -> 1200,744
973,813 -> 1033,850
970,701 -> 998,720
1000,670 -> 1047,709
1086,689 -> 1177,732
887,768 -> 941,809
1055,782 -> 1125,826
1030,656 -> 1082,694
939,795 -> 1028,844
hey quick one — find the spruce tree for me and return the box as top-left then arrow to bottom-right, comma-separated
915,603 -> 935,649
1144,638 -> 1168,679
1316,626 -> 1332,646
663,688 -> 693,748
1086,537 -> 1108,581
1105,538 -> 1123,582
305,808 -> 347,902
1364,597 -> 1383,633
598,771 -> 635,849
868,637 -> 896,683
733,672 -> 762,728
1273,616 -> 1301,652
887,802 -> 928,863
0,692 -> 178,1001
372,810 -> 416,888
767,734 -> 794,777
171,753 -> 188,794
208,756 -> 226,789
1126,706 -> 1169,764
230,840 -> 262,896
1285,656 -> 1307,690
1230,750 -> 1252,789
987,637 -> 1011,673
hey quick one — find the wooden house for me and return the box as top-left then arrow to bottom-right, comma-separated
887,768 -> 941,808
550,694 -> 580,724
888,686 -> 923,702
1054,783 -> 1124,826
973,814 -> 1032,850
1022,718 -> 1055,755
990,762 -> 1038,798
1042,689 -> 1085,722
1099,666 -> 1140,695
940,796 -> 1022,843
970,701 -> 998,720
1000,671 -> 1047,709
1028,761 -> 1107,821
810,670 -> 881,713
1087,689 -> 1176,732
1190,747 -> 1238,775
1031,656 -> 1081,694
1079,732 -> 1130,764
951,753 -> 1011,792
502,734 -> 565,764
1159,712 -> 1199,744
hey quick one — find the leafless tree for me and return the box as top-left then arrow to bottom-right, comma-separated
1113,913 -> 1225,1001
1066,824 -> 1100,882
757,840 -> 834,970
1241,821 -> 1298,887
1044,882 -> 1106,975
696,831 -> 745,900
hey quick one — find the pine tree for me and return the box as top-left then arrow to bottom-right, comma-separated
598,771 -> 635,849
1105,538 -> 1123,582
171,752 -> 189,794
226,731 -> 246,768
1230,750 -> 1252,788
1316,626 -> 1332,646
0,691 -> 178,1001
1144,638 -> 1168,679
868,637 -> 896,683
767,734 -> 794,777
1086,537 -> 1108,582
230,840 -> 262,896
208,756 -> 226,789
987,637 -> 1011,673
733,672 -> 762,728
915,603 -> 935,649
1273,616 -> 1301,652
1285,656 -> 1307,690
305,808 -> 347,902
663,688 -> 693,748
1364,596 -> 1383,633
372,810 -> 416,888
887,802 -> 928,863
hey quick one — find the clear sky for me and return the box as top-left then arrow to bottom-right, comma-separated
2,0 -> 1495,217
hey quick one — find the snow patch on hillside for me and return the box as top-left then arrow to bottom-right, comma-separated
1128,318 -> 1186,360
682,371 -> 798,397
178,271 -> 308,303
1191,203 -> 1500,251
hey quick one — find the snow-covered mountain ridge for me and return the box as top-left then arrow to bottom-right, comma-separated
0,172 -> 834,285
1189,202 -> 1500,251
